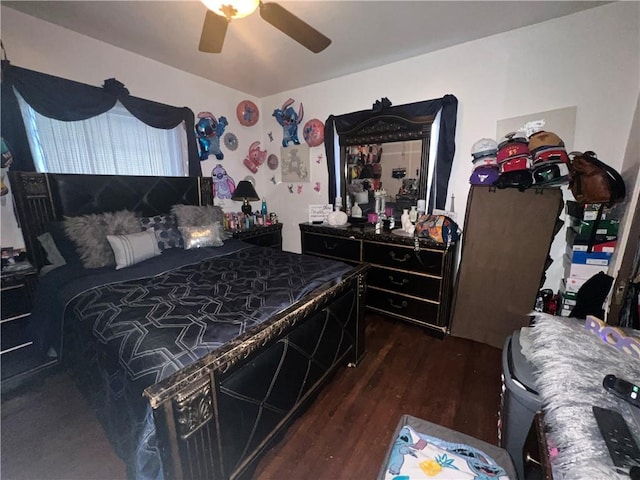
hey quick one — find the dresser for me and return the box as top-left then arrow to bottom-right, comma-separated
300,223 -> 457,337
1,264 -> 56,387
229,223 -> 283,250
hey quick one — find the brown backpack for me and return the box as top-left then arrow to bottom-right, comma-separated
568,151 -> 625,205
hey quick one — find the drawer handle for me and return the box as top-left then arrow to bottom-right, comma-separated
388,299 -> 408,310
323,241 -> 339,250
388,275 -> 409,286
524,452 -> 541,467
389,251 -> 410,262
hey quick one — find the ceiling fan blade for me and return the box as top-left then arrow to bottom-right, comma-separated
199,10 -> 229,53
259,2 -> 331,53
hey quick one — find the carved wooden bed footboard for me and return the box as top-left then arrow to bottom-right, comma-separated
147,263 -> 368,480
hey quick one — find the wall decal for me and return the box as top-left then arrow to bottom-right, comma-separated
268,132 -> 273,142
223,132 -> 238,151
288,184 -> 294,194
236,100 -> 259,127
196,112 -> 228,160
273,98 -> 303,147
297,185 -> 303,194
316,153 -> 324,164
243,141 -> 267,174
267,153 -> 279,170
271,176 -> 278,185
303,118 -> 325,147
281,144 -> 310,182
314,182 -> 321,193
211,164 -> 236,200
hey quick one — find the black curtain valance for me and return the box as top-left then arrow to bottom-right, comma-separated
1,61 -> 201,176
324,94 -> 458,211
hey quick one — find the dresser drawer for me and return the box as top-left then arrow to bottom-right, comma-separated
368,266 -> 441,302
367,288 -> 441,325
1,284 -> 31,321
363,241 -> 443,276
1,316 -> 33,353
241,231 -> 281,249
302,233 -> 361,262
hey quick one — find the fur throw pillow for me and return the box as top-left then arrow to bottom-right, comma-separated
171,204 -> 223,227
64,210 -> 140,268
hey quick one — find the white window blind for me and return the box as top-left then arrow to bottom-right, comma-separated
16,93 -> 189,176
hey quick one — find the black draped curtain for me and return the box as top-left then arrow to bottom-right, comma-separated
324,94 -> 458,212
0,61 -> 201,176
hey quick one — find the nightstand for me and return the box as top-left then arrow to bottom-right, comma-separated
1,264 -> 55,388
230,223 -> 283,250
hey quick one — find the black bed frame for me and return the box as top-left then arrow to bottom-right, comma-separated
9,171 -> 368,480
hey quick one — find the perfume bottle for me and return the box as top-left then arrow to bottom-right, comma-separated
351,202 -> 362,218
409,206 -> 418,223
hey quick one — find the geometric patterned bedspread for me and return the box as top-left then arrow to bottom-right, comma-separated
60,246 -> 352,480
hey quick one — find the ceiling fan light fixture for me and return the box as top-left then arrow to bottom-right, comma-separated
201,0 -> 259,19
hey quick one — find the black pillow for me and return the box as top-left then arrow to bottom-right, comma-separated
47,221 -> 82,265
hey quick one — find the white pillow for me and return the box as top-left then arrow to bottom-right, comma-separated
106,229 -> 161,270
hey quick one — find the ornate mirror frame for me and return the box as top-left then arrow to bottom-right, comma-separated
324,95 -> 458,212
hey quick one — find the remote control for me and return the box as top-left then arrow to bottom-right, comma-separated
592,406 -> 640,469
604,374 -> 640,409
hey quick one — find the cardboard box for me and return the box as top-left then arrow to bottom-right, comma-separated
565,248 -> 612,266
571,219 -> 620,237
566,227 -> 617,253
563,254 -> 608,279
565,201 -> 625,221
564,276 -> 589,293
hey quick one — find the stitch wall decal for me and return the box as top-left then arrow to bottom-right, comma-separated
273,98 -> 303,147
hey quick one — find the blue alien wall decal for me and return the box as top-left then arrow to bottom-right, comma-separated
272,98 -> 304,147
195,112 -> 228,161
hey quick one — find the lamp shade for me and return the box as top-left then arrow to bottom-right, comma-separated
231,180 -> 260,202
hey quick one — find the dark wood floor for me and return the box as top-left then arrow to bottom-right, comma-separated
1,314 -> 504,480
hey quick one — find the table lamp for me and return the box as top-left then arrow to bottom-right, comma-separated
232,180 -> 260,214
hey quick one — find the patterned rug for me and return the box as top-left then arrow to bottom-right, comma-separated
526,313 -> 640,479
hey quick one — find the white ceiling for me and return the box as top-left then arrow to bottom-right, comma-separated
3,1 -> 610,98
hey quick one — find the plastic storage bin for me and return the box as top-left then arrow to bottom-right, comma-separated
499,329 -> 543,480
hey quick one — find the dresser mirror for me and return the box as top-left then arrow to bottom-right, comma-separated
324,95 -> 459,218
339,114 -> 434,218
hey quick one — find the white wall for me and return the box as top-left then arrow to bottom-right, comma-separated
0,7 -> 266,248
262,1 -> 639,259
2,2 -> 639,295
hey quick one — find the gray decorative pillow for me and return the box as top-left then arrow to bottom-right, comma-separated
171,204 -> 224,227
139,214 -> 183,250
64,210 -> 140,268
179,223 -> 224,249
107,230 -> 161,270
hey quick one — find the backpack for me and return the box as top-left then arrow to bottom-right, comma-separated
568,151 -> 625,205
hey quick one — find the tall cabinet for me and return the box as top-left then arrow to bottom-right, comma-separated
450,186 -> 563,348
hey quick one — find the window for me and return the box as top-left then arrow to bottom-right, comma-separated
17,93 -> 189,176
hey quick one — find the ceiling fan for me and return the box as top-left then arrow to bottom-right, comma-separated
199,0 -> 331,54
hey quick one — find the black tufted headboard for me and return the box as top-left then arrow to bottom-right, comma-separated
8,172 -> 213,269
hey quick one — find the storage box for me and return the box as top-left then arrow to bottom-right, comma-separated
565,248 -> 613,266
563,254 -> 608,279
565,201 -> 625,221
566,227 -> 617,253
564,276 -> 589,293
571,219 -> 620,237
